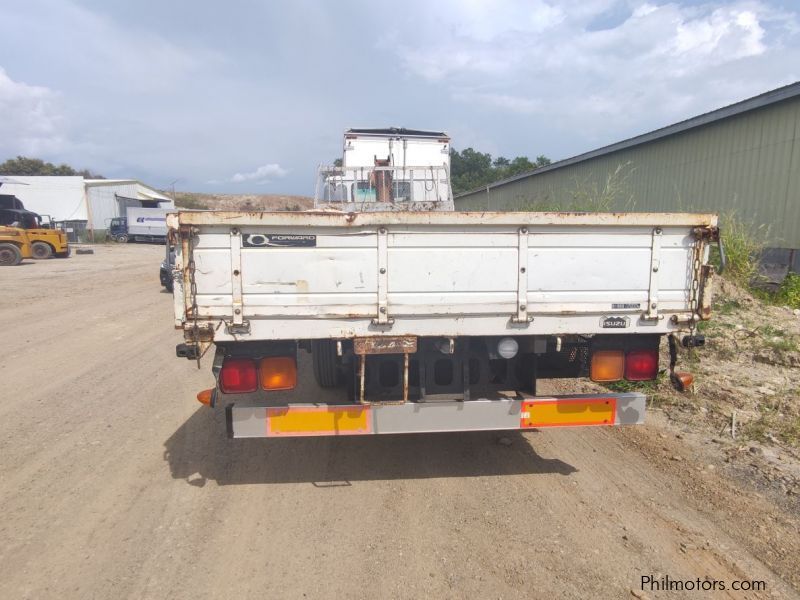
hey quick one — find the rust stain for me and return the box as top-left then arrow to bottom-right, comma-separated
353,336 -> 418,355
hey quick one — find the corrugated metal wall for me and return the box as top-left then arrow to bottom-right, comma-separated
87,183 -> 140,230
456,97 -> 800,247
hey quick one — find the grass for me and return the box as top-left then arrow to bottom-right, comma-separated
762,336 -> 799,353
713,213 -> 767,286
774,273 -> 800,309
518,161 -> 635,213
744,412 -> 800,446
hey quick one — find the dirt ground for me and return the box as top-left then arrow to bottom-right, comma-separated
1,245 -> 798,600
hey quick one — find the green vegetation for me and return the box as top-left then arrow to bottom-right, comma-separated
510,161 -> 635,213
604,374 -> 663,394
712,213 -> 800,309
449,148 -> 550,196
714,213 -> 766,286
0,156 -> 104,179
744,410 -> 800,446
774,273 -> 800,308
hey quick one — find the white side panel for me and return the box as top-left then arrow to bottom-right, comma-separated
184,219 -> 704,339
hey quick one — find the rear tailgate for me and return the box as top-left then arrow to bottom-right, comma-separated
168,211 -> 717,341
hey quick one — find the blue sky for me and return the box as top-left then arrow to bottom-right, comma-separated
1,0 -> 798,194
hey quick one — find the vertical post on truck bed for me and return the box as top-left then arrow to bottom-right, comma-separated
374,226 -> 391,325
512,227 -> 532,324
230,227 -> 244,326
646,227 -> 662,321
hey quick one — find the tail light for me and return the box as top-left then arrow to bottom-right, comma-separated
220,358 -> 258,393
590,350 -> 624,382
259,356 -> 297,390
625,349 -> 659,381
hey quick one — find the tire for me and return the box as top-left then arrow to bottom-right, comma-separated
165,278 -> 174,293
0,243 -> 22,266
31,241 -> 53,259
115,234 -> 129,243
312,339 -> 340,388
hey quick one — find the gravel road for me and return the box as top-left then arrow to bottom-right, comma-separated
1,245 -> 798,599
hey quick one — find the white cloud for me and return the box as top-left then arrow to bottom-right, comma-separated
0,67 -> 66,156
230,163 -> 288,184
392,0 -> 797,143
453,90 -> 541,114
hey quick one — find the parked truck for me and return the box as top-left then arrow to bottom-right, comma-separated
168,128 -> 722,439
109,207 -> 170,243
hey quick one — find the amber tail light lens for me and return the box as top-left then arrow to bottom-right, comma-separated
590,350 -> 624,382
260,356 -> 297,391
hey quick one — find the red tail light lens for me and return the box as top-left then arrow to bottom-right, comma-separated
625,349 -> 659,381
220,358 -> 258,393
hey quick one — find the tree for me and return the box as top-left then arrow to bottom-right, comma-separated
448,148 -> 551,195
0,156 -> 104,178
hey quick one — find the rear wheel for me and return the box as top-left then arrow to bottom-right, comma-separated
31,241 -> 53,259
0,243 -> 22,266
312,339 -> 340,388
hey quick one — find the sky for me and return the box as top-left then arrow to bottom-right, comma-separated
1,0 -> 798,195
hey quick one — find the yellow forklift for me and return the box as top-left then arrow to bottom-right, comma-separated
0,225 -> 33,266
0,208 -> 70,258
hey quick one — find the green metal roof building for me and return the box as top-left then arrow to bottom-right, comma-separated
455,82 -> 800,252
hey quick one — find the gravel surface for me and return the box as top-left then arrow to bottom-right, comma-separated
1,244 -> 798,599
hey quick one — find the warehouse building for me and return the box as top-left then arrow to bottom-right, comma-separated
0,176 -> 173,240
455,82 -> 800,266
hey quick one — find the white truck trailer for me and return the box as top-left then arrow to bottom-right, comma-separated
110,207 -> 169,243
168,129 -> 722,439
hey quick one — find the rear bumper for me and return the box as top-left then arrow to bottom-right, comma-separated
226,392 -> 646,438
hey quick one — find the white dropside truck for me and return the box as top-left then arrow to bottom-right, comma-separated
168,128 -> 722,439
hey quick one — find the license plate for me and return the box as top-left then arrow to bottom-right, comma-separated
520,398 -> 616,428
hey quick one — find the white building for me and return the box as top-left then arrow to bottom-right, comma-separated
0,176 -> 174,235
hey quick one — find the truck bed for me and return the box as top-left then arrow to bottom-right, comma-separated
169,210 -> 717,342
